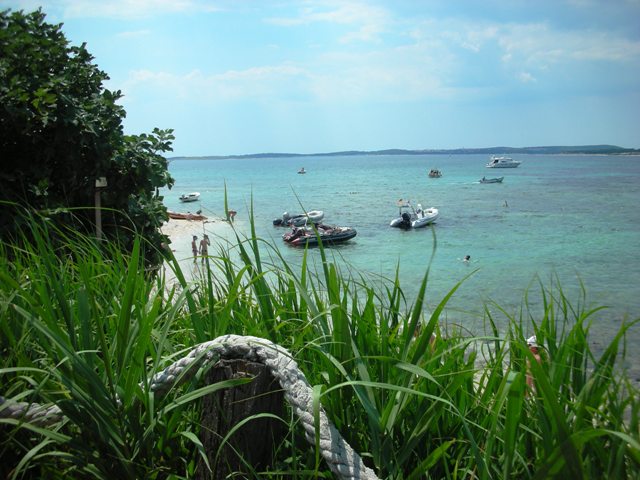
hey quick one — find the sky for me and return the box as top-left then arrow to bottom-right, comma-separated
2,0 -> 640,156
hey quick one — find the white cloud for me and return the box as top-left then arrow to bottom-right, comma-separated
116,29 -> 151,39
122,64 -> 310,103
518,71 -> 536,83
94,2 -> 640,107
120,43 -> 456,107
265,0 -> 390,43
498,23 -> 640,68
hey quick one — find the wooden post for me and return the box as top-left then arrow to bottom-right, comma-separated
94,177 -> 107,240
94,189 -> 102,240
196,359 -> 286,479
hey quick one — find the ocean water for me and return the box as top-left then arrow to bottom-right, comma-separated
161,154 -> 640,369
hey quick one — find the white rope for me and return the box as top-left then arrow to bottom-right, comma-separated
0,334 -> 379,480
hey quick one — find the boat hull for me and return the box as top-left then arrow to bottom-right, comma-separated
411,208 -> 439,228
168,211 -> 207,221
274,210 -> 324,227
283,226 -> 357,246
486,156 -> 521,168
391,207 -> 439,228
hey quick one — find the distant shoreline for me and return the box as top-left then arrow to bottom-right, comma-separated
169,144 -> 640,161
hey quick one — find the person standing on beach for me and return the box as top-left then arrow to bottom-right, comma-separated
191,235 -> 198,263
526,336 -> 543,392
199,234 -> 210,263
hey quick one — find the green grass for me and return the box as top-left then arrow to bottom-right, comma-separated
1,214 -> 639,479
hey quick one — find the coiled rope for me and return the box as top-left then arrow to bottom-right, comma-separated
0,334 -> 380,480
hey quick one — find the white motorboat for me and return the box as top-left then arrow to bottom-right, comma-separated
411,204 -> 440,228
486,155 -> 521,168
179,192 -> 200,202
390,201 -> 439,229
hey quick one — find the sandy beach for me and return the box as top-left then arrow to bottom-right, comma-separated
160,215 -> 241,279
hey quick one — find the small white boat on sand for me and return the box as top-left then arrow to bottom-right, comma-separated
179,192 -> 200,202
486,156 -> 521,168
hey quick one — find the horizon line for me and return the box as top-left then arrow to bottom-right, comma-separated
169,144 -> 639,160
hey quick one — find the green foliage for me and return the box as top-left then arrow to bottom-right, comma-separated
1,214 -> 639,479
0,8 -> 174,265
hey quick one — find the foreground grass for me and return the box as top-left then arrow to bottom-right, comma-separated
1,217 -> 639,479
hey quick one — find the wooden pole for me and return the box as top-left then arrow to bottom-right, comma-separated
196,359 -> 286,479
94,189 -> 102,241
94,177 -> 106,241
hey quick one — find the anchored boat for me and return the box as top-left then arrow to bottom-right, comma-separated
480,176 -> 504,184
283,224 -> 357,247
486,156 -> 521,168
273,210 -> 324,227
179,192 -> 201,202
390,201 -> 439,229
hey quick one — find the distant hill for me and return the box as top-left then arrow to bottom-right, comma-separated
169,144 -> 639,160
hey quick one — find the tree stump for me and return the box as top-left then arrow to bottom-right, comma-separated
195,358 -> 286,479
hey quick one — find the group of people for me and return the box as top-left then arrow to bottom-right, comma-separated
191,234 -> 210,263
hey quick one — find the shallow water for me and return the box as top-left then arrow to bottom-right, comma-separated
162,154 -> 640,373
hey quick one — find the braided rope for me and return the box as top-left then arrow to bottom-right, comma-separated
0,334 -> 379,480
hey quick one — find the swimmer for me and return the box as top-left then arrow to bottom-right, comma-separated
463,255 -> 471,262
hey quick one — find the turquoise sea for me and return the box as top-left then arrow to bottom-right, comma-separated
161,154 -> 640,372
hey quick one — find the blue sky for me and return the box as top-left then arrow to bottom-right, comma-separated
2,0 -> 639,156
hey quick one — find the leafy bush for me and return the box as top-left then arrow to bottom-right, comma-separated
0,8 -> 174,266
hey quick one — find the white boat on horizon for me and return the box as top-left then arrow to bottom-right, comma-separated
486,155 -> 521,168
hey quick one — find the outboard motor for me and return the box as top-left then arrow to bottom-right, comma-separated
273,211 -> 290,226
399,212 -> 412,229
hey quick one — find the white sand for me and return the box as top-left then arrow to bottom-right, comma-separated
160,216 -> 242,280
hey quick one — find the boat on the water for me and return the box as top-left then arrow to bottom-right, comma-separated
179,192 -> 201,202
273,210 -> 324,227
480,176 -> 504,184
411,205 -> 440,228
428,169 -> 442,178
390,200 -> 439,229
486,156 -> 521,168
298,167 -> 306,174
168,211 -> 207,221
283,224 -> 357,247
